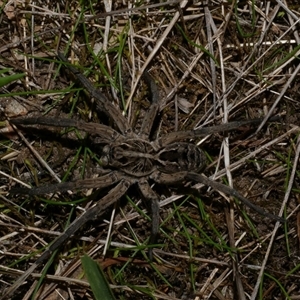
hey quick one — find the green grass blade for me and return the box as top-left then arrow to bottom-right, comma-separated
263,273 -> 291,300
31,249 -> 59,300
0,71 -> 25,88
81,254 -> 116,300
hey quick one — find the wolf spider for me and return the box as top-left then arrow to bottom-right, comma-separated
5,52 -> 282,296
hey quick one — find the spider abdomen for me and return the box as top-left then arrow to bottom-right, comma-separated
156,142 -> 206,173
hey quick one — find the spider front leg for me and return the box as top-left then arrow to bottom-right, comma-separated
4,177 -> 135,299
10,172 -> 122,195
57,52 -> 132,136
10,117 -> 121,144
138,71 -> 160,139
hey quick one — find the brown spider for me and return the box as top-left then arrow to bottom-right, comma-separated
4,52 -> 282,297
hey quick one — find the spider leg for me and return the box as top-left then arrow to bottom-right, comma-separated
186,172 -> 284,222
10,117 -> 121,143
138,71 -> 160,139
57,52 -> 132,135
154,116 -> 281,147
10,172 -> 121,195
138,179 -> 160,260
151,171 -> 284,222
3,177 -> 133,299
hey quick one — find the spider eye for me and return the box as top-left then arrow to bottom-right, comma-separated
101,145 -> 111,166
101,155 -> 109,167
102,145 -> 110,154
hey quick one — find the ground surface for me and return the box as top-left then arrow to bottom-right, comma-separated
0,1 -> 300,299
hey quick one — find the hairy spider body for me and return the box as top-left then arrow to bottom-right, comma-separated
4,52 -> 282,297
101,139 -> 206,176
101,139 -> 158,175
